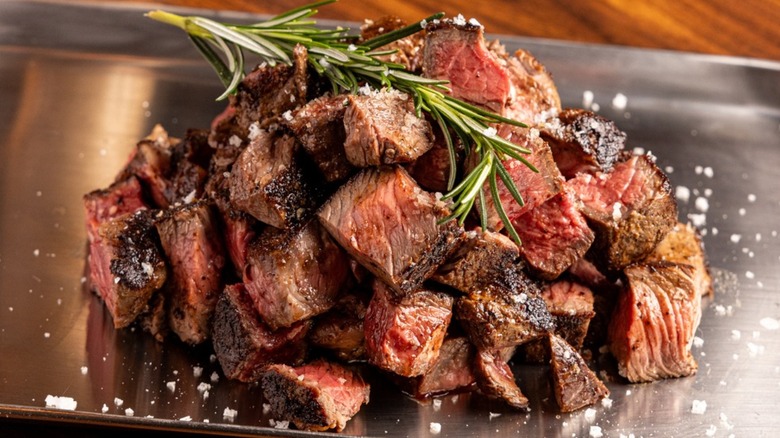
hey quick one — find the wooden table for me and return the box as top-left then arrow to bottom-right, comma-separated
110,0 -> 780,61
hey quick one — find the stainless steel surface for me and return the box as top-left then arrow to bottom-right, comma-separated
2,1 -> 780,436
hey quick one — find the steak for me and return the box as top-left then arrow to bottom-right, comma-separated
117,125 -> 177,209
547,333 -> 609,412
317,166 -> 462,295
608,261 -> 701,383
138,289 -> 168,342
423,19 -> 512,113
86,210 -> 167,329
261,360 -> 370,432
455,282 -> 554,351
512,186 -> 595,280
156,201 -> 226,345
343,89 -> 434,167
568,154 -> 677,271
477,125 -> 564,231
523,280 -> 595,362
361,16 -> 425,72
212,284 -> 309,382
540,108 -> 627,178
431,229 -> 520,294
228,129 -> 319,230
364,281 -> 454,377
474,349 -> 529,410
243,219 -> 351,330
645,222 -> 713,298
84,176 -> 148,236
221,208 -> 261,277
493,43 -> 561,125
405,131 -> 460,193
407,336 -> 476,397
285,94 -> 355,183
309,288 -> 370,362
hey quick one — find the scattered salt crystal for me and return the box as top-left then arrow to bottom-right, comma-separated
695,197 -> 709,212
730,234 -> 742,243
703,167 -> 714,178
601,397 -> 613,408
45,395 -> 77,410
632,147 -> 645,155
747,193 -> 756,202
262,403 -> 271,414
704,188 -> 713,197
432,399 -> 442,410
166,381 -> 176,392
693,336 -> 704,347
210,354 -> 217,363
582,90 -> 594,108
44,332 -> 50,338
228,135 -> 242,148
584,408 -> 597,422
625,389 -> 632,396
483,126 -> 497,138
691,399 -> 707,414
453,14 -> 467,26
223,407 -> 238,422
687,213 -> 706,227
665,165 -> 674,173
271,419 -> 290,429
612,203 -> 622,221
179,416 -> 192,422
81,366 -> 88,375
730,329 -> 741,340
430,422 -> 442,434
590,425 -> 604,437
33,249 -> 40,257
318,57 -> 330,68
713,304 -> 726,316
469,18 -> 482,27
489,412 -> 501,420
705,425 -> 717,437
101,403 -> 109,413
419,19 -> 427,28
695,165 -> 703,175
8,307 -> 12,312
359,83 -> 372,96
197,382 -> 211,393
745,271 -> 755,279
282,110 -> 293,122
711,227 -> 719,235
193,366 -> 203,378
719,412 -> 734,430
747,342 -> 764,357
114,397 -> 124,407
612,92 -> 628,110
248,122 -> 261,140
210,371 -> 220,383
347,44 -> 357,51
125,408 -> 134,417
759,317 -> 779,330
113,277 -> 120,284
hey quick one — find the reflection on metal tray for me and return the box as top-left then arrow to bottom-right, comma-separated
2,1 -> 780,436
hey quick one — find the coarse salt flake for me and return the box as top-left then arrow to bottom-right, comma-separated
193,366 -> 203,378
759,317 -> 779,330
584,408 -> 597,422
210,371 -> 220,383
748,193 -> 756,202
33,249 -> 40,257
705,425 -> 717,437
453,14 -> 466,26
432,398 -> 442,410
590,425 -> 604,437
675,186 -> 690,202
125,408 -> 134,417
223,407 -> 238,421
179,416 -> 192,422
430,422 -> 442,434
601,397 -> 613,408
271,419 -> 290,429
730,234 -> 742,243
612,93 -> 627,109
583,90 -> 594,108
693,336 -> 704,347
166,381 -> 176,392
730,329 -> 741,340
691,399 -> 707,414
695,197 -> 709,212
687,213 -> 706,227
101,403 -> 109,413
703,167 -> 714,178
483,126 -> 497,138
612,202 -> 623,221
45,395 -> 77,411
81,366 -> 88,375
197,382 -> 211,393
114,397 -> 124,407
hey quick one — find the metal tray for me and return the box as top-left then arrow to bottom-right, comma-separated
2,1 -> 780,436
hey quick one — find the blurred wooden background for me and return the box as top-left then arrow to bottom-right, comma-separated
107,0 -> 780,61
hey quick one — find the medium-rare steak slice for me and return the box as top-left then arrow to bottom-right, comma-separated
540,108 -> 627,178
423,19 -> 512,113
645,222 -> 713,298
343,89 -> 434,167
455,282 -> 554,351
513,186 -> 595,280
212,284 -> 310,382
568,154 -> 677,271
474,349 -> 529,410
233,44 -> 309,132
477,125 -> 564,231
261,360 -> 370,432
87,210 -> 167,329
84,177 -> 148,239
407,336 -> 476,397
364,281 -> 454,377
285,94 -> 355,183
523,280 -> 595,362
431,229 -> 520,294
318,166 -> 462,295
228,129 -> 318,230
221,208 -> 261,277
243,219 -> 351,330
609,261 -> 701,383
308,288 -> 370,362
548,333 -> 609,412
156,201 -> 226,345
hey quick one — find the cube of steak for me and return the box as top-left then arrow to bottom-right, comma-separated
477,126 -> 563,232
364,281 -> 454,377
361,16 -> 425,72
513,186 -> 595,280
309,288 -> 369,362
423,19 -> 511,114
261,360 -> 370,432
221,208 -> 262,277
243,219 -> 351,330
548,333 -> 609,412
165,128 -> 212,204
233,44 -> 309,132
116,125 -> 176,208
138,289 -> 168,342
84,177 -> 148,241
285,94 -> 355,183
156,201 -> 226,345
406,131 -> 460,193
409,336 -> 476,397
212,284 -> 309,382
523,280 -> 595,362
491,42 -> 561,126
608,261 -> 701,383
228,129 -> 318,229
343,89 -> 434,167
568,155 -> 677,271
474,349 -> 529,410
540,108 -> 627,178
431,229 -> 520,294
317,166 -> 462,295
455,283 -> 554,351
87,210 -> 167,329
645,222 -> 713,298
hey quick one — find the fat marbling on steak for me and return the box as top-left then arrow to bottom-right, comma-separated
317,166 -> 462,295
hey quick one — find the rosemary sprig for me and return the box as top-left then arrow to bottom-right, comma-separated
147,1 -> 535,243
